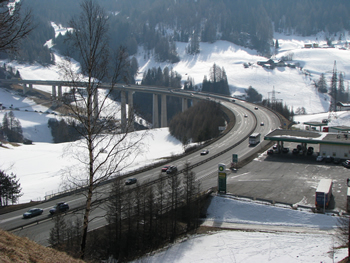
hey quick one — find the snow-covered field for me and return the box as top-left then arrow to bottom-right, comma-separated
1,26 -> 350,262
135,196 -> 347,263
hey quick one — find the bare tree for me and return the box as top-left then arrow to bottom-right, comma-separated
59,0 -> 145,259
0,0 -> 33,53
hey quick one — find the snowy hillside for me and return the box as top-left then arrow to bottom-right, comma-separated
135,31 -> 350,115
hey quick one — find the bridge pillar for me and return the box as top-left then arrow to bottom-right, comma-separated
161,94 -> 167,127
128,91 -> 134,132
152,94 -> 159,128
182,97 -> 188,112
29,84 -> 33,91
22,83 -> 27,94
58,85 -> 62,99
121,90 -> 126,132
52,85 -> 56,100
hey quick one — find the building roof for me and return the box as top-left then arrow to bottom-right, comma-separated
264,129 -> 350,146
303,121 -> 327,127
330,126 -> 350,131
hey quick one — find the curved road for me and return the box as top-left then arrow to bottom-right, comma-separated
0,89 -> 281,245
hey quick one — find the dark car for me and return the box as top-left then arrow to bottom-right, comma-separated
292,148 -> 299,155
125,178 -> 137,185
161,165 -> 170,172
333,158 -> 341,164
342,160 -> 350,167
23,208 -> 43,219
267,149 -> 274,155
254,107 -> 258,110
282,147 -> 289,153
166,165 -> 178,174
260,122 -> 264,126
49,202 -> 69,215
200,149 -> 209,155
307,147 -> 314,155
324,155 -> 334,163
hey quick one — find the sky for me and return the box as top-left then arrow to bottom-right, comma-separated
1,24 -> 350,262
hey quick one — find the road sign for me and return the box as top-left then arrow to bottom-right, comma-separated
218,163 -> 226,172
232,154 -> 238,164
218,163 -> 227,193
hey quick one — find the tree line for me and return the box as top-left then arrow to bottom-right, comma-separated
11,0 -> 350,66
49,163 -> 203,262
169,100 -> 225,144
0,111 -> 24,143
202,64 -> 230,96
0,170 -> 22,206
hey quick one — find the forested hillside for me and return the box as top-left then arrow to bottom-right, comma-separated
6,0 -> 350,66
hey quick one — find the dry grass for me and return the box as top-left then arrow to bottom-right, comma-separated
0,229 -> 85,263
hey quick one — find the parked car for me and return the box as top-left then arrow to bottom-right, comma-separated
161,165 -> 170,172
316,155 -> 324,162
267,149 -> 274,155
23,208 -> 43,219
292,148 -> 299,155
49,202 -> 69,215
166,165 -> 178,174
200,149 -> 209,155
282,147 -> 289,153
307,147 -> 314,155
272,144 -> 278,150
324,155 -> 334,163
342,160 -> 350,167
125,178 -> 137,185
333,158 -> 341,164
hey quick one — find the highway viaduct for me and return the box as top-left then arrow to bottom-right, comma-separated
0,79 -> 199,131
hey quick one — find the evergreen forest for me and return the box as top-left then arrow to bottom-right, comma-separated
8,0 -> 350,66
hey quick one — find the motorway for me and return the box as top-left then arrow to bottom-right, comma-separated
0,90 -> 282,246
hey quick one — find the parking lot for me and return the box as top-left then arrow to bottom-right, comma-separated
226,142 -> 350,212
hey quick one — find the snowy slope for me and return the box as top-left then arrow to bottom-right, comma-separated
135,31 -> 350,115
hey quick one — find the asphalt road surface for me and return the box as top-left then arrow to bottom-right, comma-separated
226,142 -> 349,212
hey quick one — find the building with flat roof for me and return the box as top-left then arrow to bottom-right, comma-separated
264,129 -> 350,159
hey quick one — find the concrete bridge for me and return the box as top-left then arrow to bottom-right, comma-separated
0,79 -> 202,131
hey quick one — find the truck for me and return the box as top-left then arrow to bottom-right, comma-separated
249,133 -> 261,145
315,179 -> 332,209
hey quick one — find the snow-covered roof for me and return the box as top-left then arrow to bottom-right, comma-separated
265,129 -> 350,145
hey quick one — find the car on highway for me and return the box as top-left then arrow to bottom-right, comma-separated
23,208 -> 43,219
125,178 -> 137,185
200,149 -> 209,155
161,165 -> 170,172
316,155 -> 324,162
49,202 -> 69,215
260,122 -> 264,126
166,165 -> 178,174
254,107 -> 258,110
244,114 -> 248,118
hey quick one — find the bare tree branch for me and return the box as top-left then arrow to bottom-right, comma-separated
0,0 -> 33,53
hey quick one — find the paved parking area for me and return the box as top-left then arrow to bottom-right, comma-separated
226,142 -> 350,212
